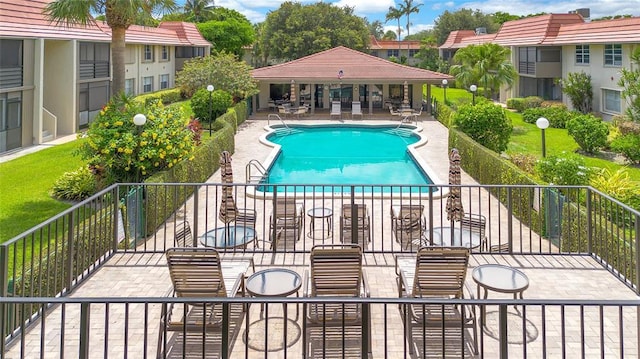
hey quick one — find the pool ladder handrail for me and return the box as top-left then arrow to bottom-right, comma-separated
246,159 -> 268,184
267,114 -> 291,132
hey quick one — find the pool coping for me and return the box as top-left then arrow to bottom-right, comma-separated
245,122 -> 449,200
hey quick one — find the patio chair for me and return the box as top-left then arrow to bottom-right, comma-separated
330,101 -> 341,120
278,105 -> 290,119
293,106 -> 308,119
302,244 -> 371,358
339,203 -> 371,249
460,213 -> 509,253
395,247 -> 478,355
268,197 -> 305,248
391,204 -> 427,249
174,220 -> 193,247
351,101 -> 363,119
158,247 -> 254,358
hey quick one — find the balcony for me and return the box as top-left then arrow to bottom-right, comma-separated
518,61 -> 562,78
1,180 -> 639,358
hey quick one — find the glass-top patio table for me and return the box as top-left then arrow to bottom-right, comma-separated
199,225 -> 256,248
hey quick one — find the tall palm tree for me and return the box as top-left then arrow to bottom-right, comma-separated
385,6 -> 403,52
398,0 -> 422,39
450,43 -> 517,99
44,0 -> 176,97
183,0 -> 215,23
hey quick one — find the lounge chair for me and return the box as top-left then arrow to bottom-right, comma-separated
339,203 -> 371,249
391,204 -> 427,249
269,197 -> 305,249
158,247 -> 254,358
302,244 -> 371,358
351,101 -> 363,119
330,101 -> 341,120
395,247 -> 478,355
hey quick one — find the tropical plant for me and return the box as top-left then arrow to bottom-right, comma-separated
382,30 -> 397,40
522,107 -> 576,129
618,47 -> 640,122
566,114 -> 609,154
610,134 -> 640,164
590,168 -> 640,210
51,166 -> 99,201
196,11 -> 255,56
385,6 -> 403,43
449,43 -> 517,99
77,94 -> 196,184
183,0 -> 214,22
367,19 -> 385,39
398,0 -> 422,39
562,71 -> 593,114
536,153 -> 592,186
453,103 -> 513,153
176,51 -> 258,99
433,8 -> 497,45
44,0 -> 176,97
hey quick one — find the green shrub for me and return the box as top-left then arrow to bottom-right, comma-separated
536,152 -> 592,186
134,88 -> 183,106
453,103 -> 512,153
562,71 -> 593,114
522,106 -> 576,128
50,166 -> 98,201
590,168 -> 640,210
506,97 -> 525,112
566,114 -> 609,154
610,134 -> 640,164
190,88 -> 233,125
541,101 -> 566,109
523,96 -> 543,109
616,118 -> 640,135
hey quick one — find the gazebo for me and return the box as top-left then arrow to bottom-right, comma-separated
250,46 -> 452,115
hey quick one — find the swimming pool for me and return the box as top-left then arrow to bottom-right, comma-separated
259,125 -> 439,193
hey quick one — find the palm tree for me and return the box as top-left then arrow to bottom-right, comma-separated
44,0 -> 176,98
450,43 -> 517,99
385,6 -> 403,52
183,0 -> 215,22
398,0 -> 422,39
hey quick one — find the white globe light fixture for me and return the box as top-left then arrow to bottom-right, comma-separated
536,117 -> 550,157
133,113 -> 147,126
441,79 -> 448,104
469,84 -> 477,105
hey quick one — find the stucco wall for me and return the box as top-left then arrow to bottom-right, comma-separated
44,39 -> 76,135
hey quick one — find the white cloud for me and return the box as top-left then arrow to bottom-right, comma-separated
333,0 -> 396,17
458,0 -> 640,19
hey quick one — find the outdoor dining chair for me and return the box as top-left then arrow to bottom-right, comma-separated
268,197 -> 305,249
460,213 -> 510,253
174,220 -> 193,247
157,247 -> 254,358
395,246 -> 478,355
302,244 -> 371,358
391,204 -> 427,249
339,203 -> 371,249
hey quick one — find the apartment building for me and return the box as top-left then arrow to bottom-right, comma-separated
369,37 -> 422,66
0,0 -> 210,154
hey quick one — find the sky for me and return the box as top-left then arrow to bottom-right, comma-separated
184,0 -> 640,38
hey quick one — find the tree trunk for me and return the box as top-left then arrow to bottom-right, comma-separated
111,27 -> 126,98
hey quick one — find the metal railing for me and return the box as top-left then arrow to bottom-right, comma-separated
1,183 -> 639,357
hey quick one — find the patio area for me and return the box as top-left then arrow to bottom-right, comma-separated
3,113 -> 639,358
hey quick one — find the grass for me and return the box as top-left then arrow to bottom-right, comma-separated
0,140 -> 85,243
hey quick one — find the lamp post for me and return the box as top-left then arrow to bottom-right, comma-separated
207,84 -> 214,136
536,117 -> 549,158
133,113 -> 147,183
442,79 -> 448,104
470,84 -> 477,105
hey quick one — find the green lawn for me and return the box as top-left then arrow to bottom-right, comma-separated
0,140 -> 85,242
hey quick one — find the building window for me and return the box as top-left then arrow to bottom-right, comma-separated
602,89 -> 621,113
125,78 -> 135,96
143,76 -> 153,93
160,74 -> 169,89
79,42 -> 110,79
604,44 -> 622,66
409,49 -> 419,57
575,45 -> 589,64
161,46 -> 169,61
175,46 -> 205,59
0,39 -> 23,88
143,45 -> 154,62
387,49 -> 399,58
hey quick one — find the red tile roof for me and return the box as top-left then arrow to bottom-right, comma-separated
439,30 -> 476,49
97,22 -> 182,45
0,0 -> 110,41
369,36 -> 422,50
553,17 -> 640,44
458,33 -> 496,47
493,13 -> 584,46
158,22 -> 211,47
251,46 -> 451,83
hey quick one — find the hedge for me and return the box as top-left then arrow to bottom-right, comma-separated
134,88 -> 183,106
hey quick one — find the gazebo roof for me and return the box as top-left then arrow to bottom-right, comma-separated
251,46 -> 451,84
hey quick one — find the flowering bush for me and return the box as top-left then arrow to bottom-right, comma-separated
78,94 -> 196,184
535,152 -> 592,186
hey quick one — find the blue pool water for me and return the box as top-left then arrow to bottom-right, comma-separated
261,126 -> 435,193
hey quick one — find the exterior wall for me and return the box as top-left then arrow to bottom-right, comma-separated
561,43 -> 636,120
22,39 -> 37,148
371,47 -> 420,66
125,44 -> 175,95
44,40 -> 77,135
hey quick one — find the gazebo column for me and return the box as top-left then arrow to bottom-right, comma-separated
426,84 -> 432,113
310,83 -> 316,114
